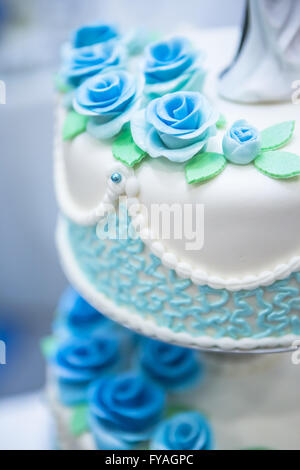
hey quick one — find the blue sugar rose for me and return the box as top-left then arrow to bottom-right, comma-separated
61,23 -> 120,62
131,91 -> 218,162
139,339 -> 203,391
143,37 -> 206,97
74,69 -> 143,139
62,22 -> 148,64
88,373 -> 165,450
52,337 -> 121,406
54,286 -> 115,341
150,412 -> 214,450
222,120 -> 261,165
60,41 -> 125,88
71,23 -> 120,49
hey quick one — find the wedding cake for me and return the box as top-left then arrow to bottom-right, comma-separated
47,0 -> 300,449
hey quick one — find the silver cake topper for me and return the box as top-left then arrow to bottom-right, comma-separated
219,0 -> 300,103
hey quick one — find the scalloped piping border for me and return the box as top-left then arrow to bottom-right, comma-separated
56,216 -> 300,352
54,106 -> 300,292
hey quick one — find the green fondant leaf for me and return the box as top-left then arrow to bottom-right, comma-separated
70,405 -> 89,436
62,111 -> 88,141
185,152 -> 227,184
254,151 -> 300,179
40,336 -> 57,359
216,113 -> 227,129
54,74 -> 73,94
112,126 -> 147,167
165,404 -> 193,419
166,404 -> 208,419
261,121 -> 295,151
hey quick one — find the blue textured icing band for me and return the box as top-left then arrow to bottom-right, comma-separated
67,214 -> 300,340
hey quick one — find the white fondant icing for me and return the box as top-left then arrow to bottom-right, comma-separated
55,105 -> 134,225
176,262 -> 192,279
125,177 -> 140,197
54,27 -> 300,290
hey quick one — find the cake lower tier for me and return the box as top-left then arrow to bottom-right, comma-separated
47,352 -> 300,450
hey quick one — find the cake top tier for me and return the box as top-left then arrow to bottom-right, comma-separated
55,24 -> 300,291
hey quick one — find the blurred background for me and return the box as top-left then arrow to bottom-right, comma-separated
0,0 -> 245,399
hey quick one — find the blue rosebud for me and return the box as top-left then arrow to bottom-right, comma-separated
139,338 -> 203,391
74,69 -> 143,139
53,286 -> 115,341
52,336 -> 121,406
60,41 -> 125,88
131,91 -> 218,162
144,37 -> 206,97
150,412 -> 214,450
88,372 -> 165,450
222,120 -> 261,165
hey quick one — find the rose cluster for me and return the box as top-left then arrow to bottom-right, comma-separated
58,24 -> 217,151
47,286 -> 214,450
